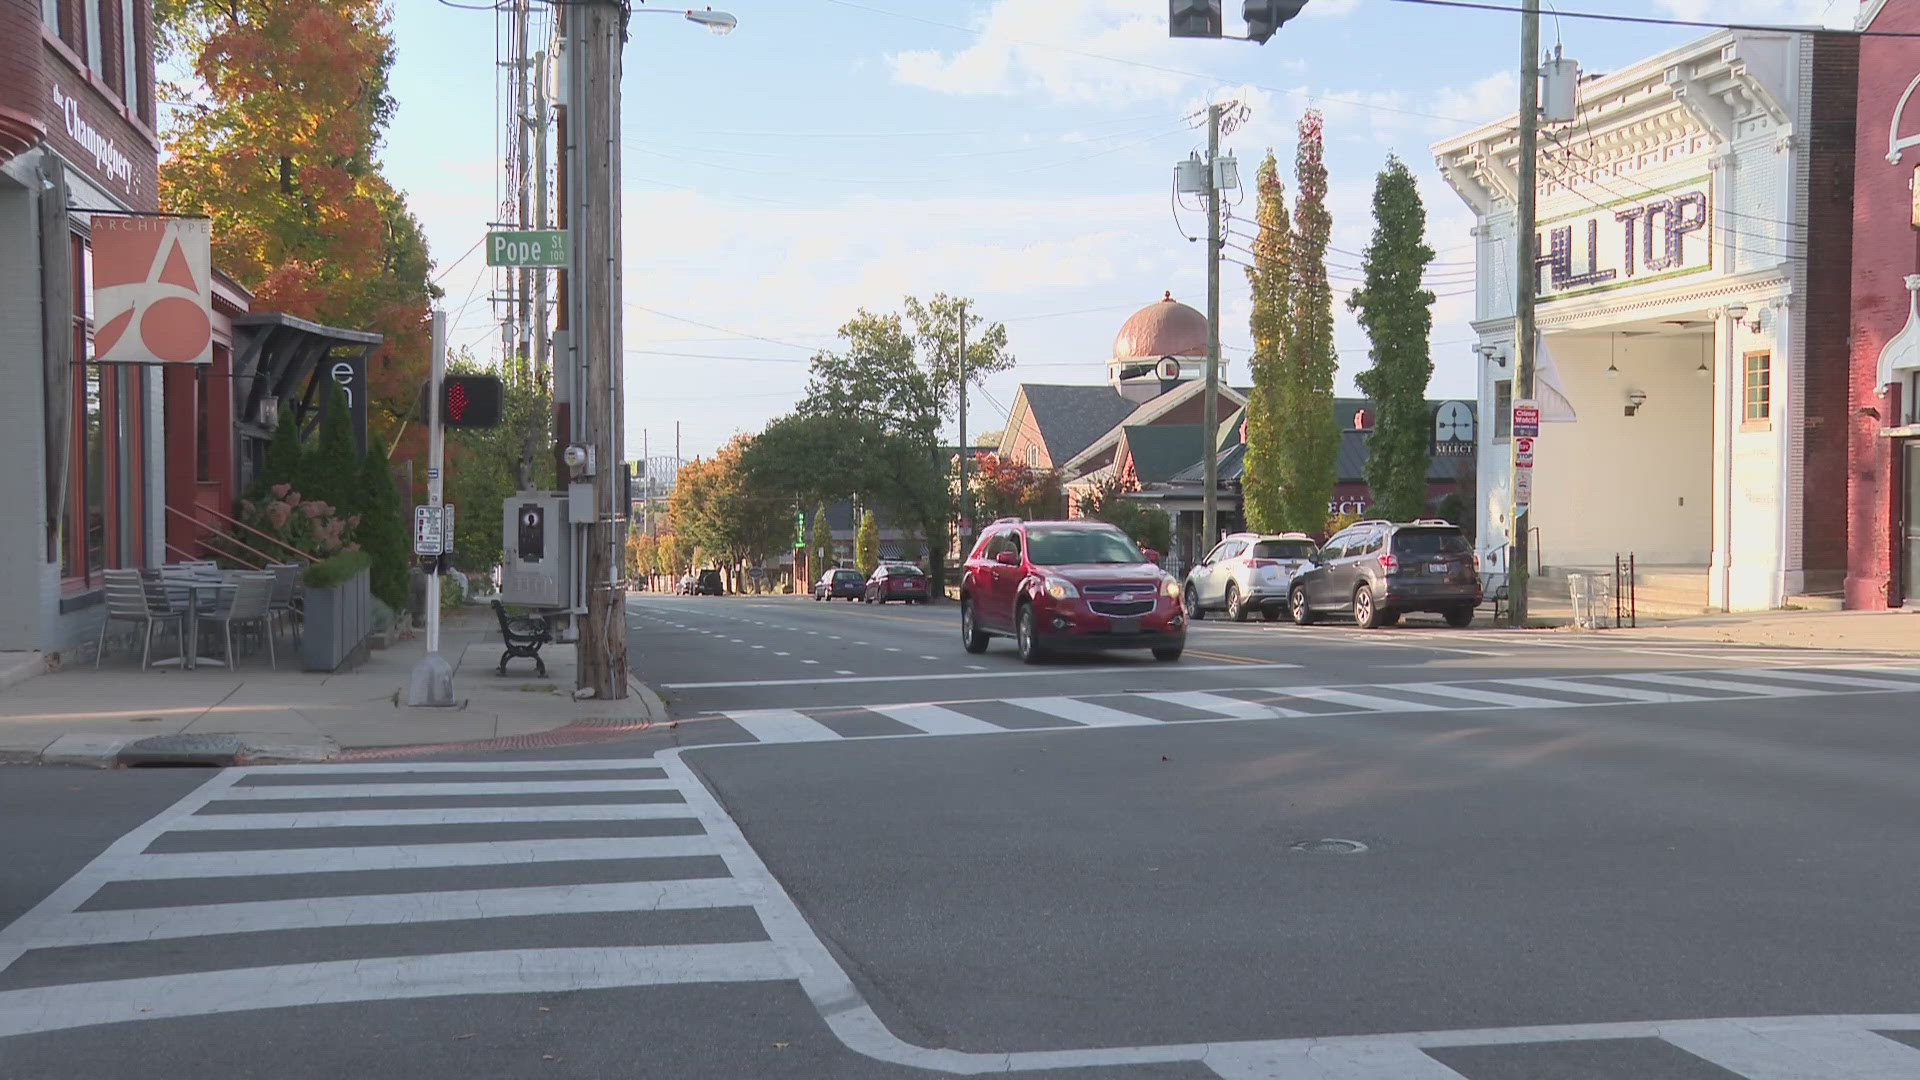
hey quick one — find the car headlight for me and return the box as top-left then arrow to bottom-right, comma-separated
1162,576 -> 1181,599
1044,578 -> 1079,600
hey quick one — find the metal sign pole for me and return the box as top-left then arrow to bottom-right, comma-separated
408,310 -> 455,706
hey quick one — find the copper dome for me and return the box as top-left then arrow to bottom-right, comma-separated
1112,292 -> 1207,362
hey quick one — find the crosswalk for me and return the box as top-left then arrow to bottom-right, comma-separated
685,662 -> 1920,745
3,756 -> 1919,1079
0,757 -> 793,1039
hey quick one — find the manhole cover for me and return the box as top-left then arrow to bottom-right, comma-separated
1289,838 -> 1370,855
119,733 -> 249,767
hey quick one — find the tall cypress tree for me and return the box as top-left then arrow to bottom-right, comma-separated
298,381 -> 360,512
356,448 -> 409,609
1349,155 -> 1437,522
257,412 -> 306,496
810,503 -> 834,575
1241,150 -> 1292,533
1275,110 -> 1340,533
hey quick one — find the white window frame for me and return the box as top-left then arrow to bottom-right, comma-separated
121,0 -> 138,106
84,0 -> 103,73
1025,445 -> 1038,468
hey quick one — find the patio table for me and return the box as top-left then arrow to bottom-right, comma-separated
150,572 -> 237,671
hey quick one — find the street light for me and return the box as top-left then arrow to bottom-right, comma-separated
636,6 -> 737,34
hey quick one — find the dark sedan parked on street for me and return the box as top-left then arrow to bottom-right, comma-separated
813,567 -> 866,601
864,563 -> 930,604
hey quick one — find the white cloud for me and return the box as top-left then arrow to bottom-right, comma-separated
1654,0 -> 1851,26
886,0 -> 1198,105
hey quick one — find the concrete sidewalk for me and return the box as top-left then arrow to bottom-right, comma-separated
0,606 -> 663,767
1588,606 -> 1920,652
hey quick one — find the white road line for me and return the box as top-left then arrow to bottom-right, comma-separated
1615,671 -> 1821,697
751,645 -> 766,650
662,662 -> 1300,689
884,647 -> 902,652
1386,682 -> 1584,710
1017,697 -> 1161,727
256,759 -> 665,775
730,709 -> 842,743
1134,690 -> 1300,719
166,804 -> 697,829
120,836 -> 716,879
774,651 -> 789,656
35,878 -> 749,947
0,943 -> 790,1039
803,660 -> 820,665
1715,668 -> 1920,694
872,703 -> 1003,736
1660,1025 -> 1920,1080
1206,1042 -> 1472,1078
1503,676 -> 1712,704
214,779 -> 680,800
1280,687 -> 1447,712
835,669 -> 854,675
919,655 -> 938,660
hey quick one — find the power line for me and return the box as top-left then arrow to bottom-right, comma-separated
813,0 -> 1489,130
1384,0 -> 1893,36
625,303 -> 823,352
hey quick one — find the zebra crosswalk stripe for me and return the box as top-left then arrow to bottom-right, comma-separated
1281,686 -> 1448,712
1134,690 -> 1297,719
164,803 -> 698,829
119,835 -> 717,879
39,878 -> 751,947
729,708 -> 840,743
1500,676 -> 1713,704
1017,696 -> 1162,727
874,703 -> 1004,735
1617,671 -> 1823,697
1385,682 -> 1576,710
1658,1025 -> 1920,1080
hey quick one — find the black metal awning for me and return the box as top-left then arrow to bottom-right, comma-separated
230,313 -> 382,456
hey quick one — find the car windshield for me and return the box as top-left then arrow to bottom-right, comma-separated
1024,527 -> 1144,566
1253,539 -> 1317,560
835,571 -> 863,582
1393,530 -> 1471,558
883,565 -> 920,575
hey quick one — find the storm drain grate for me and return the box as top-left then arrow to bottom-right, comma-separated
1289,838 -> 1370,855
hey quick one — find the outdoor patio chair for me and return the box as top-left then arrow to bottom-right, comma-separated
204,572 -> 278,670
266,563 -> 303,642
97,569 -> 184,671
492,599 -> 552,677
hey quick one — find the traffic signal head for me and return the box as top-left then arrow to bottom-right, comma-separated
1244,0 -> 1308,43
1169,0 -> 1222,38
422,374 -> 504,428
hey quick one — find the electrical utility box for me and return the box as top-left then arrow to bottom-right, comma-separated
501,493 -> 570,609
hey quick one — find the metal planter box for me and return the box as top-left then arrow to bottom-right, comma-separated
302,567 -> 372,672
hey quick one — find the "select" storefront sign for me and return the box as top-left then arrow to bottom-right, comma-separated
1536,179 -> 1713,301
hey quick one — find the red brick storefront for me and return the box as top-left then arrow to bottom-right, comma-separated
1848,1 -> 1920,609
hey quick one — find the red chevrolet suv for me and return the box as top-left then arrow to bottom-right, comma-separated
960,519 -> 1185,663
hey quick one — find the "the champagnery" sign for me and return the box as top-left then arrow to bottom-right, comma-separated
1535,178 -> 1713,301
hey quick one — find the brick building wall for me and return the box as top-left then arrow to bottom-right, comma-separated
1847,5 -> 1920,608
1802,32 -> 1859,581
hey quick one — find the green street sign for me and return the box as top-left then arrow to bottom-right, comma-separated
486,229 -> 569,267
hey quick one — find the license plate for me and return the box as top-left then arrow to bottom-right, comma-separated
1108,617 -> 1141,634
1428,563 -> 1447,574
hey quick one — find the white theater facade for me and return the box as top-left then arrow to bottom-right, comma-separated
1433,28 -> 1857,611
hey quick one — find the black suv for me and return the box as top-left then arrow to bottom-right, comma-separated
1287,520 -> 1480,629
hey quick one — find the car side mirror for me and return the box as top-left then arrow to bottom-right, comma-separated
994,551 -> 1020,566
1143,548 -> 1162,565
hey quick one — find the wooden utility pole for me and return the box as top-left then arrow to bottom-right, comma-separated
1507,1 -> 1540,627
1202,102 -> 1223,548
569,0 -> 627,698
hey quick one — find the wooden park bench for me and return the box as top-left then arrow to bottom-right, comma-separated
491,599 -> 552,678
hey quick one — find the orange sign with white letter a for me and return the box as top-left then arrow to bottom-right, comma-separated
90,216 -> 213,365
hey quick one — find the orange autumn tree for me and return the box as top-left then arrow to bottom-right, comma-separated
157,0 -> 436,461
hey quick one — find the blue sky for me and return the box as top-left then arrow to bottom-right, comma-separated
381,0 -> 1851,461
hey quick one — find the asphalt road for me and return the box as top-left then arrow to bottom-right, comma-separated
2,591 -> 1919,1078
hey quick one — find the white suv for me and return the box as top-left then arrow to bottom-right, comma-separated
1183,532 -> 1320,622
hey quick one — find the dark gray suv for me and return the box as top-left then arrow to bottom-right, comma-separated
1287,520 -> 1480,629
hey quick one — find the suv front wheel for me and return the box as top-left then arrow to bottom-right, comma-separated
960,597 -> 990,653
1016,603 -> 1047,664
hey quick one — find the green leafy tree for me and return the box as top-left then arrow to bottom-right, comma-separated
1272,111 -> 1340,532
1241,149 -> 1293,532
444,360 -> 552,572
810,503 -> 834,574
855,510 -> 880,575
796,299 -> 1009,595
1349,154 -> 1437,522
1077,474 -> 1171,555
356,449 -> 409,609
668,437 -> 791,591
